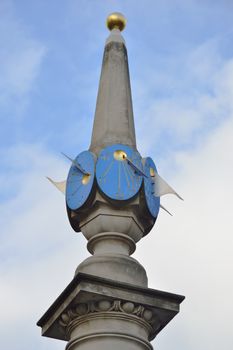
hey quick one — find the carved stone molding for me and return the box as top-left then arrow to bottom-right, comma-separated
37,273 -> 184,345
59,299 -> 159,339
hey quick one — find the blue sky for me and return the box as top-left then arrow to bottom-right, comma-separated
1,1 -> 233,349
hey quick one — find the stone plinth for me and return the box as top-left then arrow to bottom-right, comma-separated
37,273 -> 184,350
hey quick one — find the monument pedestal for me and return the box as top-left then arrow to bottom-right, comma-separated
37,273 -> 184,350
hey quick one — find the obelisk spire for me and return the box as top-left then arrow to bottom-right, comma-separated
89,13 -> 136,154
38,13 -> 185,350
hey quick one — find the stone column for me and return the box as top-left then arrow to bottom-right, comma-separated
63,299 -> 154,350
37,13 -> 185,349
37,206 -> 184,350
37,273 -> 184,350
75,203 -> 148,288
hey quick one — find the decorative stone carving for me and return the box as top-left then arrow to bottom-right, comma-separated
59,299 -> 159,339
37,272 -> 184,349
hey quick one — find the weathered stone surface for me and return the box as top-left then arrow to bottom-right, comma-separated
76,253 -> 148,287
89,29 -> 136,154
67,26 -> 156,236
37,273 -> 185,350
37,15 -> 185,350
68,187 -> 153,287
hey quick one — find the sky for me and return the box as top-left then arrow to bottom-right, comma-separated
1,0 -> 233,349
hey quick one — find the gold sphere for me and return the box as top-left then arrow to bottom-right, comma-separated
106,12 -> 126,32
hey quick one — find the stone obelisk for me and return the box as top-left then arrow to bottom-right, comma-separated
37,13 -> 184,350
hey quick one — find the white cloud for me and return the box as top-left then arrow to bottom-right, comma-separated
2,110 -> 233,349
0,144 -> 87,350
131,35 -> 233,349
136,38 -> 233,158
1,3 -> 232,350
135,114 -> 233,350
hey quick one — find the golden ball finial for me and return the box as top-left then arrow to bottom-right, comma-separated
106,12 -> 126,32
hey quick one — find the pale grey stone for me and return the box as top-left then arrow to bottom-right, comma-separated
37,273 -> 185,350
89,34 -> 136,154
38,20 -> 185,350
105,28 -> 126,45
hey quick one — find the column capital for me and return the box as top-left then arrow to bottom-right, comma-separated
37,273 -> 185,349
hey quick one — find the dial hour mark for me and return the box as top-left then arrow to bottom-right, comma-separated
100,159 -> 114,182
66,150 -> 95,211
96,144 -> 143,201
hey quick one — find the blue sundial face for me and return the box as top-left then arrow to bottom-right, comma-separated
143,157 -> 160,218
96,144 -> 143,200
66,151 -> 96,210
